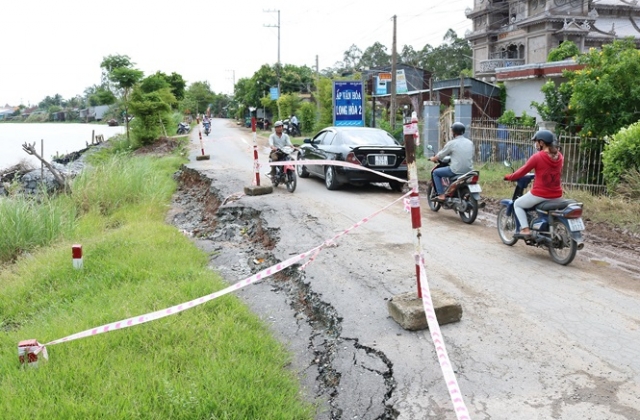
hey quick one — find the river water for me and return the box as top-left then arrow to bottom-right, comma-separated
0,123 -> 125,171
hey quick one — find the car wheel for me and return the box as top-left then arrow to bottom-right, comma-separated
296,155 -> 309,178
389,181 -> 404,192
325,166 -> 340,190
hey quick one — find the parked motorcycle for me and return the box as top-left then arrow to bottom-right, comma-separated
177,122 -> 190,135
283,118 -> 300,137
425,145 -> 483,224
203,121 -> 211,136
270,146 -> 297,193
497,161 -> 585,265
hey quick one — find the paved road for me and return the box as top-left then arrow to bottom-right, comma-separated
179,118 -> 640,420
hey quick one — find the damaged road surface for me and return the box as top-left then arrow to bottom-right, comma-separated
169,118 -> 640,420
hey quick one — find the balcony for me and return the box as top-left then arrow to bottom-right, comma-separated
478,59 -> 526,74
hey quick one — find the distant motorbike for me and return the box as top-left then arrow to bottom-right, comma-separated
497,161 -> 585,265
177,122 -> 190,135
203,121 -> 211,136
270,146 -> 297,193
283,118 -> 300,137
425,145 -> 483,224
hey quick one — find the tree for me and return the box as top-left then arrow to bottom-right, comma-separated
109,67 -> 144,141
129,89 -> 172,146
530,79 -> 574,128
568,38 -> 640,138
602,122 -> 640,190
399,45 -> 420,66
547,41 -> 580,62
183,81 -> 215,116
341,44 -> 363,72
418,29 -> 472,80
100,54 -> 134,86
360,42 -> 390,69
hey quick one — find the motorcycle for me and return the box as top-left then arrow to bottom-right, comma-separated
283,118 -> 300,137
203,121 -> 211,136
497,160 -> 585,265
270,146 -> 297,193
177,122 -> 190,135
425,145 -> 483,224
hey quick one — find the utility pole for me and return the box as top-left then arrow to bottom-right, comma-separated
390,15 -> 397,130
315,55 -> 320,117
226,69 -> 235,94
264,9 -> 281,103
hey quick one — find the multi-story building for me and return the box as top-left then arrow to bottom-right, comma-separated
466,0 -> 640,80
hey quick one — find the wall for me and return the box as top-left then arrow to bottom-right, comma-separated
503,78 -> 545,120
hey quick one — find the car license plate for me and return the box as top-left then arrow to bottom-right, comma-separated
568,218 -> 585,231
374,155 -> 388,166
468,184 -> 482,193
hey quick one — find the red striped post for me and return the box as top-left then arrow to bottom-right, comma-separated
72,244 -> 83,269
404,115 -> 422,298
252,117 -> 260,186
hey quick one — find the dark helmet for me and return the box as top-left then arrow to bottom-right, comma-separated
451,122 -> 466,135
532,129 -> 557,146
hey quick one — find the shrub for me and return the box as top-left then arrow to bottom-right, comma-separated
602,121 -> 640,189
299,102 -> 316,135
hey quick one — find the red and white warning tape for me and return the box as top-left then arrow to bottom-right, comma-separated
267,159 -> 408,184
418,254 -> 471,420
32,191 -> 410,352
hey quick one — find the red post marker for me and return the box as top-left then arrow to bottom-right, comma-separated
251,117 -> 261,186
198,131 -> 206,156
404,116 -> 422,298
18,339 -> 45,367
72,244 -> 83,269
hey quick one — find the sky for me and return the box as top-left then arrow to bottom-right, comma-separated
0,0 -> 473,107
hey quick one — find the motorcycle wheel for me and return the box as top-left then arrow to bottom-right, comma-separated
497,206 -> 518,246
325,166 -> 340,190
457,188 -> 478,224
296,155 -> 309,178
285,170 -> 297,193
426,183 -> 441,212
548,220 -> 578,265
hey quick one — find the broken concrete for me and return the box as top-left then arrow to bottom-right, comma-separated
387,290 -> 462,331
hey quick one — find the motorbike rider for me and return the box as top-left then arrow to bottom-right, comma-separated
429,122 -> 474,201
504,129 -> 564,238
268,120 -> 294,178
290,114 -> 299,134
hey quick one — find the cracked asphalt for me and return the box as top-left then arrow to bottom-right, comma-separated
167,118 -> 640,419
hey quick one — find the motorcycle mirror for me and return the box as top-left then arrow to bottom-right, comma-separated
503,160 -> 512,167
426,145 -> 434,150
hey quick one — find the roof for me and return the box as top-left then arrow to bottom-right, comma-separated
591,16 -> 640,38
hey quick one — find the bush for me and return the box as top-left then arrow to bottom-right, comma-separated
602,121 -> 640,189
299,102 -> 316,135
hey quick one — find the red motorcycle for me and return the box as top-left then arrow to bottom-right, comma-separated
270,146 -> 297,193
425,146 -> 483,224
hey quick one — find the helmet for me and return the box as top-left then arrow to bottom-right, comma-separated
532,129 -> 557,146
451,122 -> 465,135
274,120 -> 283,127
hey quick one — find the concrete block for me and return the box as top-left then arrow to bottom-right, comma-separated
244,185 -> 273,196
195,155 -> 210,161
387,290 -> 462,331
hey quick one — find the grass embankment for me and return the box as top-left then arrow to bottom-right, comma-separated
416,158 -> 640,233
0,145 -> 314,419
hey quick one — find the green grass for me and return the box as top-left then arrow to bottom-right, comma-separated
0,149 -> 314,419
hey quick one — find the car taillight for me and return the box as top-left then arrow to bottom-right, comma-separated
346,152 -> 362,165
564,206 -> 583,218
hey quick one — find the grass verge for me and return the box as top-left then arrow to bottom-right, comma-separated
0,150 -> 314,419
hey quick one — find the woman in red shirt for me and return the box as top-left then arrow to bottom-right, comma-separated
504,130 -> 563,238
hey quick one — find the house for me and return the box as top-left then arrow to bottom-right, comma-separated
79,105 -> 110,122
466,0 -> 640,80
495,59 -> 584,120
0,108 -> 15,120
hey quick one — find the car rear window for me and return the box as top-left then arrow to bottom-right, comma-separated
340,129 -> 399,146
